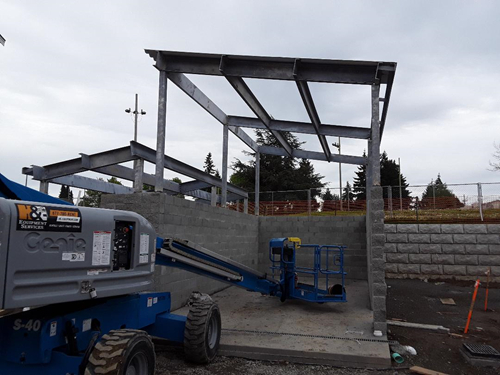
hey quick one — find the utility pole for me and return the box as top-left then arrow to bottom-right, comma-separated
332,137 -> 342,210
398,157 -> 403,211
125,94 -> 146,192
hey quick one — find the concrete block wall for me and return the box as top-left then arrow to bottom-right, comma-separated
102,193 -> 259,309
258,216 -> 367,280
385,224 -> 500,281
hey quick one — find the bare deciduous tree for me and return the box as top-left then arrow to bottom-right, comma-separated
489,143 -> 500,171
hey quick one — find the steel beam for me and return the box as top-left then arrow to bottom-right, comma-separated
166,73 -> 258,152
146,50 -> 396,85
258,146 -> 366,165
155,68 -> 168,191
379,72 -> 395,139
23,147 -> 134,180
130,142 -> 248,198
225,76 -> 293,156
296,80 -> 331,160
227,116 -> 370,139
48,175 -> 134,194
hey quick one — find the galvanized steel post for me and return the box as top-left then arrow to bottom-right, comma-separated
221,123 -> 229,207
211,186 -> 217,207
478,183 -> 484,221
155,70 -> 167,192
255,151 -> 260,216
39,181 -> 49,194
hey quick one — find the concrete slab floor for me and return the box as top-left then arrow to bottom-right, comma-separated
174,279 -> 391,368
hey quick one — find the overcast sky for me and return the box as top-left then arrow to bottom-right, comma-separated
1,0 -> 500,198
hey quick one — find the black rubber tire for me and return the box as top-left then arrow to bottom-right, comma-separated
84,329 -> 155,375
184,295 -> 221,364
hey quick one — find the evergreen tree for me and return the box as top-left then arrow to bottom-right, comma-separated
421,174 -> 463,208
230,130 -> 324,201
172,177 -> 185,199
322,188 -> 335,201
352,151 -> 410,200
342,182 -> 352,201
203,152 -> 216,175
58,184 -> 74,204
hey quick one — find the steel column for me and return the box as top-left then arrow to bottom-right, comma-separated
211,186 -> 217,207
371,83 -> 381,186
255,152 -> 260,216
133,159 -> 144,193
39,181 -> 49,194
155,69 -> 168,192
221,124 -> 229,207
244,198 -> 248,214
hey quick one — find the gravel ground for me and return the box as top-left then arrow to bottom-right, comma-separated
154,344 -> 410,375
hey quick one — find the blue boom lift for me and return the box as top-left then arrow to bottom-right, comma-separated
0,198 -> 346,374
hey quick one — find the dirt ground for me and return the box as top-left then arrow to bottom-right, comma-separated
387,278 -> 500,375
154,279 -> 500,374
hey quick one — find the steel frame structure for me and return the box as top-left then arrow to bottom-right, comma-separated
145,50 -> 396,214
23,141 -> 248,204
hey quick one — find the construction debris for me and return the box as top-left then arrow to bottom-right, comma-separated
440,298 -> 456,305
387,320 -> 450,333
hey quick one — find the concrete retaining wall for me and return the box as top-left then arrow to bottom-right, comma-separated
384,224 -> 500,281
258,216 -> 367,280
102,193 -> 259,309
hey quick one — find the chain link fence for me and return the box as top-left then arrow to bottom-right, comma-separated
229,182 -> 500,223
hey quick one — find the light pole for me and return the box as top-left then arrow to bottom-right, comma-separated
125,94 -> 146,192
332,137 -> 342,210
125,93 -> 146,142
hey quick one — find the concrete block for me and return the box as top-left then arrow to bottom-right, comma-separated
386,253 -> 408,264
421,265 -> 443,275
397,244 -> 419,254
372,282 -> 387,296
372,234 -> 385,247
487,225 -> 500,234
372,296 -> 386,311
466,266 -> 491,276
385,224 -> 397,233
465,244 -> 490,255
432,254 -> 455,265
453,234 -> 477,244
419,244 -> 442,254
386,233 -> 408,243
443,265 -> 467,276
490,245 -> 500,254
441,224 -> 464,234
464,224 -> 487,234
478,255 -> 500,266
408,234 -> 431,244
442,244 -> 466,254
397,224 -> 419,233
431,234 -> 453,244
398,264 -> 420,274
384,243 -> 397,253
477,234 -> 500,244
385,263 -> 398,273
409,254 -> 431,264
418,224 -> 441,234
455,255 -> 478,265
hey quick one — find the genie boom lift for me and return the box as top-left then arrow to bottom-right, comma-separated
0,199 -> 346,374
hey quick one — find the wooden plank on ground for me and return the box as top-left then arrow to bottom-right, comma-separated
410,365 -> 449,375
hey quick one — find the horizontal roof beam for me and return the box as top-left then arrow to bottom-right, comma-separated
167,72 -> 258,152
259,146 -> 367,165
227,116 -> 371,139
147,50 -> 396,84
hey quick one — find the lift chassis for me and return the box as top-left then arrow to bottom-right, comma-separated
0,199 -> 346,374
